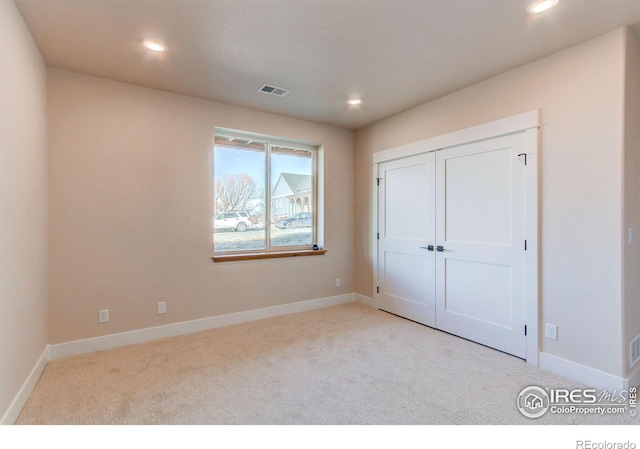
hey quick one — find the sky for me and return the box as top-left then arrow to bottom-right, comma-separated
213,146 -> 312,187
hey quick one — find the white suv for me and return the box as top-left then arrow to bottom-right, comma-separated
213,211 -> 252,232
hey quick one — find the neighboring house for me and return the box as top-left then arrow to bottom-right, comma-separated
271,173 -> 312,219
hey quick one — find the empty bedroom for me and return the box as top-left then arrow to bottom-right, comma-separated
1,0 -> 639,445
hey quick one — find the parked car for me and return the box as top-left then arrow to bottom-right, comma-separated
275,212 -> 312,229
213,211 -> 251,232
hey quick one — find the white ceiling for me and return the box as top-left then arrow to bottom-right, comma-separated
14,0 -> 640,130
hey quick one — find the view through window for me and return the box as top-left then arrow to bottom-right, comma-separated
213,130 -> 316,254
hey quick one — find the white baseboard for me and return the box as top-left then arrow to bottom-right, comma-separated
49,293 -> 355,361
355,294 -> 376,308
1,345 -> 49,425
539,352 -> 627,391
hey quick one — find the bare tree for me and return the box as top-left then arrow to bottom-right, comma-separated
214,173 -> 261,214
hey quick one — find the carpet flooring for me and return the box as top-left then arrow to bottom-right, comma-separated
15,303 -> 639,425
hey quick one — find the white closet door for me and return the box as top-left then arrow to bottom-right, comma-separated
378,152 -> 436,326
435,133 -> 527,358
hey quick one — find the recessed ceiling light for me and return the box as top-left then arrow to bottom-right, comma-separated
527,0 -> 558,14
347,98 -> 362,106
143,40 -> 167,52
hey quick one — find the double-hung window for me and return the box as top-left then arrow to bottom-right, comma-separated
212,128 -> 321,260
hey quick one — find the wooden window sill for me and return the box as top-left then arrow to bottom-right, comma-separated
212,249 -> 327,262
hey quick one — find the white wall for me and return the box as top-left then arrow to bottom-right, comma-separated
624,27 -> 640,379
0,1 -> 48,421
47,68 -> 354,344
355,29 -> 626,378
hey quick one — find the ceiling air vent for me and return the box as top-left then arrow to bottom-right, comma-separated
258,83 -> 290,97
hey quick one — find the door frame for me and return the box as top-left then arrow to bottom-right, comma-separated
372,110 -> 540,367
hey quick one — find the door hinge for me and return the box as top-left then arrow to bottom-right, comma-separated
377,233 -> 380,240
376,286 -> 380,294
524,240 -> 527,251
518,153 -> 528,165
376,178 -> 382,186
525,325 -> 527,336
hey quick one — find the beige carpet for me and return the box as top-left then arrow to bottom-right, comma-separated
16,303 -> 639,425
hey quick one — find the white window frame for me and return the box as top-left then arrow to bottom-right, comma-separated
213,127 -> 323,260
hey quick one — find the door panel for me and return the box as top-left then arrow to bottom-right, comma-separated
443,259 -> 513,328
435,133 -> 527,358
384,252 -> 429,300
384,162 -> 431,240
378,153 -> 436,327
444,148 -> 513,245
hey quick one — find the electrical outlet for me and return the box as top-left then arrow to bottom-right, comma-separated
98,309 -> 109,324
545,323 -> 558,340
157,301 -> 166,314
335,277 -> 341,287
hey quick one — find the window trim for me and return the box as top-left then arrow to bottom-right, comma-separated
212,128 -> 323,260
212,248 -> 328,263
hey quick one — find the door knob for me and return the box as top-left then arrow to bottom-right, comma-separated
420,245 -> 435,251
436,246 -> 445,252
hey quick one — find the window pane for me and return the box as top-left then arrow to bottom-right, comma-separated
213,138 -> 266,252
270,146 -> 313,248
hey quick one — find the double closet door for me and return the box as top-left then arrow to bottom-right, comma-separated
377,133 -> 528,359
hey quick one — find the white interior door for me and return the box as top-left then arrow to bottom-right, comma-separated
378,152 -> 436,326
434,133 -> 527,358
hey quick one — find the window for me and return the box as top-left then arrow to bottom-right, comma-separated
212,128 -> 322,260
